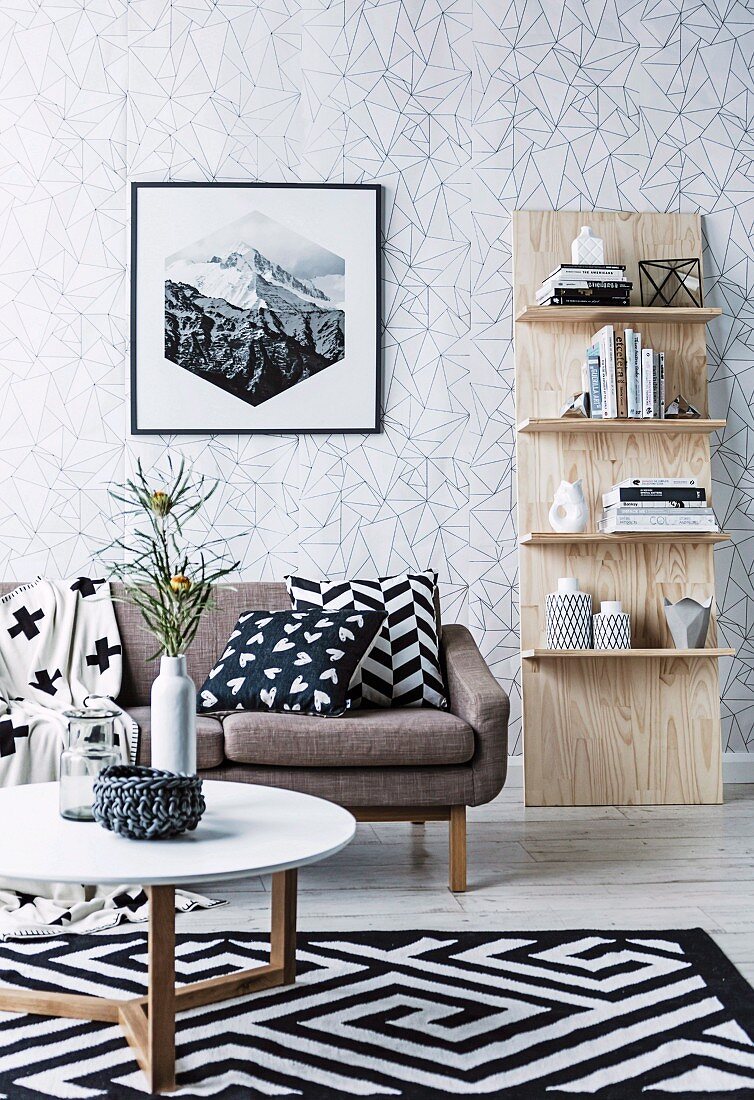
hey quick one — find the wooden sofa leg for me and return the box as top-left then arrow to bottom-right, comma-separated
449,805 -> 467,892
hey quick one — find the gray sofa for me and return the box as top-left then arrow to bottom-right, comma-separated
117,581 -> 509,891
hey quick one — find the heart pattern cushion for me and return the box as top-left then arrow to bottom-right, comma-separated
196,609 -> 386,717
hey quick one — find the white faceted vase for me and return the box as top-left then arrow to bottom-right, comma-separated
571,225 -> 604,265
150,655 -> 197,774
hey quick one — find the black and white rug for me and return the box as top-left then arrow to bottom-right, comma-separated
0,929 -> 753,1097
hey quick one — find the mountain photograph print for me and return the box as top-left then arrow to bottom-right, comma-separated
130,184 -> 380,434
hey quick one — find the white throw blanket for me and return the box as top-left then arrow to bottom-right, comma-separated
0,578 -> 220,938
0,577 -> 136,778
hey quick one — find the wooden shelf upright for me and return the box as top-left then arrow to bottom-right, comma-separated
512,210 -> 728,807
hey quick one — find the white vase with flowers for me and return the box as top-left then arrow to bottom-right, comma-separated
102,460 -> 239,774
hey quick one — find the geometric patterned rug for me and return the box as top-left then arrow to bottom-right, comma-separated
1,930 -> 754,1097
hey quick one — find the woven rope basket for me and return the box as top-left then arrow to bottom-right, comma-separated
93,765 -> 205,840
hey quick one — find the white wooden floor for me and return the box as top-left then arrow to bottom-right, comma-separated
184,781 -> 754,985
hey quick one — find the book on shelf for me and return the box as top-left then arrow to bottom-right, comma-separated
652,351 -> 662,419
614,331 -> 628,417
536,279 -> 629,295
545,264 -> 627,281
614,477 -> 697,487
593,325 -> 618,418
536,285 -> 631,303
586,345 -> 603,419
598,512 -> 719,533
539,294 -> 631,307
602,485 -> 707,507
536,264 -> 631,307
582,328 -> 666,420
625,329 -> 642,418
603,503 -> 708,510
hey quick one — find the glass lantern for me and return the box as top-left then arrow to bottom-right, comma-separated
59,708 -> 121,821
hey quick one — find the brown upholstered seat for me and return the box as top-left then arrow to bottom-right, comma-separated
221,708 -> 475,767
0,579 -> 510,891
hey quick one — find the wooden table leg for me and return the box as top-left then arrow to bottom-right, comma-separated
147,885 -> 176,1092
270,869 -> 297,984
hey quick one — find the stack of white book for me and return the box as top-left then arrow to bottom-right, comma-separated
535,264 -> 631,306
598,478 -> 719,534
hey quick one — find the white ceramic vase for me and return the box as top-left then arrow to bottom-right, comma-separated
548,479 -> 589,533
593,600 -> 632,650
546,578 -> 593,650
571,226 -> 604,265
150,655 -> 196,774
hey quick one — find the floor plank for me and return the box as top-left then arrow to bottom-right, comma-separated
175,783 -> 754,985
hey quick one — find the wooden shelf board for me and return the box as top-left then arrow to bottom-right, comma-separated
522,648 -> 735,659
520,531 -> 729,545
516,306 -> 722,325
517,418 -> 725,435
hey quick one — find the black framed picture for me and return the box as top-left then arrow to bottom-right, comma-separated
130,182 -> 381,434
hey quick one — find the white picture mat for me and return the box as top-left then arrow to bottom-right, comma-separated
132,186 -> 378,432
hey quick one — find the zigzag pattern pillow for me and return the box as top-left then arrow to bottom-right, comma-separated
285,570 -> 447,709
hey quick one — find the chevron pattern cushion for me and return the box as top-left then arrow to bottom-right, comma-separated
285,571 -> 447,709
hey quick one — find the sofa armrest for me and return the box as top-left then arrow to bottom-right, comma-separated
442,624 -> 509,805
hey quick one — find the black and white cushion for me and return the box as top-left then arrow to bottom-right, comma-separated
285,570 -> 447,709
196,609 -> 385,718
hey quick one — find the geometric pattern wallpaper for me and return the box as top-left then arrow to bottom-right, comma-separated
1,0 -> 753,753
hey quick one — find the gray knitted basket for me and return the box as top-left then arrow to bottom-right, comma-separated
93,765 -> 205,840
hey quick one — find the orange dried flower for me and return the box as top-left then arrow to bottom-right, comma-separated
150,491 -> 171,516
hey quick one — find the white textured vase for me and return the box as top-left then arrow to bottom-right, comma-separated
150,655 -> 197,774
571,225 -> 604,265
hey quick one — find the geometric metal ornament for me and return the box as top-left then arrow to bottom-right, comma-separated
665,393 -> 702,419
559,391 -> 590,418
639,258 -> 703,307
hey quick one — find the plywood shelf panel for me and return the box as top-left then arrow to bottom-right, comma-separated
516,306 -> 722,324
521,532 -> 729,545
518,418 -> 725,435
522,648 -> 734,659
513,209 -> 724,807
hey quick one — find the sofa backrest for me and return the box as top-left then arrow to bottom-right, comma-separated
0,579 -> 442,707
0,580 -> 289,708
115,581 -> 291,706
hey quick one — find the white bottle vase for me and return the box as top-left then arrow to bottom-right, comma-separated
150,655 -> 196,774
572,226 -> 604,265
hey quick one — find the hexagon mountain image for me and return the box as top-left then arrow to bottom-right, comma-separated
164,210 -> 345,407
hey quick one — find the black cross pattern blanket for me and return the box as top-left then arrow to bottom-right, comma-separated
0,579 -> 221,938
0,578 -> 134,784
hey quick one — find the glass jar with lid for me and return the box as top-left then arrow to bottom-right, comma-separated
59,708 -> 121,821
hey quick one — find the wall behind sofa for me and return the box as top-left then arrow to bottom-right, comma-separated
1,0 -> 753,754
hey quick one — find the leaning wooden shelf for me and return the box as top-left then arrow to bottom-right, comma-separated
516,305 -> 722,324
522,648 -> 735,660
520,532 -> 730,545
517,418 -> 726,435
513,208 -> 728,808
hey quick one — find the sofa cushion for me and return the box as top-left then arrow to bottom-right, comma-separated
196,608 -> 386,718
222,709 -> 474,767
130,707 -> 225,770
286,570 -> 447,710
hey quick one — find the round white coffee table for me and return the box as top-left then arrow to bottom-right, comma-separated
0,781 -> 355,1093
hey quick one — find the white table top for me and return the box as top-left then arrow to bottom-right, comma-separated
0,782 -> 355,886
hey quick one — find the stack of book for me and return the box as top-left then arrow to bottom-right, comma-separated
536,264 -> 631,306
584,326 -> 665,419
598,478 -> 719,534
